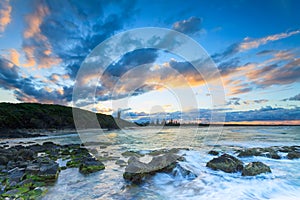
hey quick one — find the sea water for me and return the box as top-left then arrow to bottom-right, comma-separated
13,126 -> 299,200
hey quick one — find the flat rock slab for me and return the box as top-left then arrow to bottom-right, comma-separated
123,153 -> 185,184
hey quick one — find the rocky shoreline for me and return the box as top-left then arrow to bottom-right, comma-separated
0,141 -> 299,199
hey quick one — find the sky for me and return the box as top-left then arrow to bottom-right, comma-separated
0,0 -> 299,124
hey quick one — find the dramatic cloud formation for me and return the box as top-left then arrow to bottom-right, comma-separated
0,57 -> 70,104
0,0 -> 138,104
22,3 -> 61,69
0,0 -> 299,124
172,16 -> 203,34
0,0 -> 11,35
213,30 -> 300,61
39,0 -> 137,79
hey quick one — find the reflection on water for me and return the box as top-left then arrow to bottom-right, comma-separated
5,126 -> 298,200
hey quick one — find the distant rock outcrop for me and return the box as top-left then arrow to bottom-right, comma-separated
0,103 -> 135,136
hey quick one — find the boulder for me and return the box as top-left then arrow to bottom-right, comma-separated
17,149 -> 34,161
287,151 -> 300,159
38,162 -> 59,180
123,153 -> 187,184
208,150 -> 219,156
79,157 -> 105,174
7,168 -> 25,183
242,162 -> 271,176
0,156 -> 8,165
206,154 -> 243,173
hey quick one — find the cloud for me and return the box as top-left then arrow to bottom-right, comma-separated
213,30 -> 300,61
37,0 -> 137,79
0,0 -> 11,35
0,57 -> 71,104
172,16 -> 203,34
253,58 -> 300,87
22,3 -> 61,69
0,0 -> 138,104
256,49 -> 277,56
125,106 -> 300,123
283,93 -> 300,101
253,99 -> 268,104
220,48 -> 300,96
9,49 -> 20,66
226,97 -> 241,106
225,106 -> 300,122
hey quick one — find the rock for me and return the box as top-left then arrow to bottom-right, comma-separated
38,162 -> 59,180
287,151 -> 300,159
242,162 -> 271,176
2,187 -> 30,198
17,179 -> 34,187
115,159 -> 127,167
148,148 -> 185,156
208,150 -> 219,156
123,153 -> 184,184
17,149 -> 34,161
237,147 -> 280,159
26,163 -> 40,175
0,149 -> 17,161
264,151 -> 281,159
206,154 -> 243,173
28,144 -> 47,153
79,157 -> 105,174
278,146 -> 300,153
0,156 -> 8,165
121,151 -> 143,158
237,148 -> 264,157
7,168 -> 25,183
172,164 -> 197,180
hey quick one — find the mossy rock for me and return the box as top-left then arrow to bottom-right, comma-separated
206,154 -> 243,173
66,159 -> 81,168
79,158 -> 105,174
2,187 -> 30,197
242,162 -> 271,176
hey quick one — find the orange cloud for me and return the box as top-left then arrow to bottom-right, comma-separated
239,30 -> 300,51
0,0 -> 11,34
9,49 -> 20,66
22,46 -> 36,67
23,5 -> 49,39
22,4 -> 61,69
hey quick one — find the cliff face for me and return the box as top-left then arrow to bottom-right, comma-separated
0,103 -> 133,130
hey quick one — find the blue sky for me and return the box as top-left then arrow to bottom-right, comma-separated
0,0 -> 299,124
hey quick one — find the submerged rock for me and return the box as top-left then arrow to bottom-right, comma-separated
206,154 -> 243,173
123,153 -> 190,184
242,162 -> 271,176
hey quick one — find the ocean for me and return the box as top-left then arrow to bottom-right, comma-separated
4,126 -> 299,200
